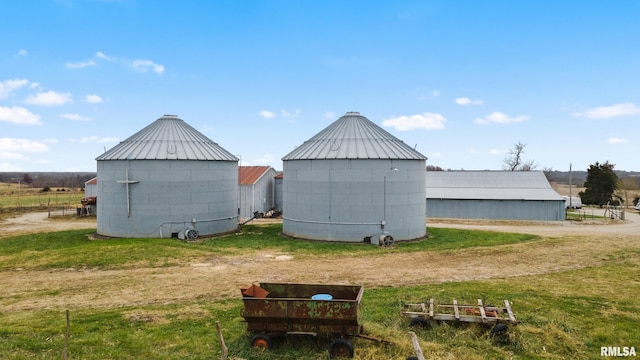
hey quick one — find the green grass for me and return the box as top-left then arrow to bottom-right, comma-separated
1,225 -> 638,359
1,260 -> 637,359
565,211 -> 605,221
0,225 -> 538,271
0,188 -> 82,208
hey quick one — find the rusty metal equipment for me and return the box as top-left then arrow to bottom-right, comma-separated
240,282 -> 388,358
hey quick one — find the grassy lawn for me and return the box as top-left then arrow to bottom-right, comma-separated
0,224 -> 638,359
0,225 -> 537,271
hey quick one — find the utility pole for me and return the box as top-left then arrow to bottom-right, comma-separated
569,163 -> 572,209
11,178 -> 21,209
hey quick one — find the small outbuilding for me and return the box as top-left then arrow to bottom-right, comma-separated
81,177 -> 98,215
95,115 -> 239,238
281,111 -> 428,243
426,170 -> 566,221
238,166 -> 278,219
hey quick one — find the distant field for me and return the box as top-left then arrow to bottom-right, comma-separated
551,183 -> 640,208
0,182 -> 84,209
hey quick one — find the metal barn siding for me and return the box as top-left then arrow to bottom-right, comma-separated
281,112 -> 428,242
426,199 -> 565,221
95,115 -> 239,238
84,177 -> 97,197
238,166 -> 278,219
426,171 -> 566,221
274,173 -> 283,212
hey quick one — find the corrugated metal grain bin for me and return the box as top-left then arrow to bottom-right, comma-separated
95,115 -> 239,238
281,112 -> 428,243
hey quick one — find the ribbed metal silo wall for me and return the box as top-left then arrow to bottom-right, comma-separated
283,159 -> 426,242
97,159 -> 238,238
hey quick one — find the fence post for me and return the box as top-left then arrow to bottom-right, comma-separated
216,321 -> 228,360
408,331 -> 425,360
62,310 -> 70,360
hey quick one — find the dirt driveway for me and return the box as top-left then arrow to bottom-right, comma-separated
1,210 -> 639,311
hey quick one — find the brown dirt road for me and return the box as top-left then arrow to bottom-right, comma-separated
1,210 -> 639,312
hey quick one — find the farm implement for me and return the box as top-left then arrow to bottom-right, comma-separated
240,282 -> 390,358
401,298 -> 517,334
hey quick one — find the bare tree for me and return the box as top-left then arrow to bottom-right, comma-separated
502,141 -> 537,171
618,177 -> 637,208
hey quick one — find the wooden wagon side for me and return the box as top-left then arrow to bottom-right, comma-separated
402,298 -> 517,333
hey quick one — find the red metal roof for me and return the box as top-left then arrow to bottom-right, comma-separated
239,166 -> 272,185
86,177 -> 97,185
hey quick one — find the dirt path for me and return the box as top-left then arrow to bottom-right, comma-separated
0,211 -> 96,236
1,211 -> 639,311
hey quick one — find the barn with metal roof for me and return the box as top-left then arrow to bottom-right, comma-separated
238,166 -> 278,219
426,170 -> 566,221
281,111 -> 428,244
95,115 -> 239,238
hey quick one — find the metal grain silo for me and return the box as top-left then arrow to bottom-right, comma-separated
95,115 -> 238,238
281,112 -> 428,243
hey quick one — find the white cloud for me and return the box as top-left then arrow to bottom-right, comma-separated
60,113 -> 92,121
0,106 -> 42,125
281,109 -> 300,118
0,162 -> 23,171
608,137 -> 627,144
0,151 -> 27,160
253,154 -> 274,164
80,136 -> 119,143
17,49 -> 27,56
131,59 -> 165,74
84,94 -> 103,103
0,138 -> 48,153
430,152 -> 441,158
66,60 -> 96,69
382,112 -> 447,131
489,149 -> 504,155
325,112 -> 335,119
96,51 -> 112,61
455,97 -> 484,106
572,102 -> 640,119
469,149 -> 477,155
474,111 -> 528,124
259,110 -> 276,118
24,91 -> 72,106
0,78 -> 29,99
432,90 -> 440,97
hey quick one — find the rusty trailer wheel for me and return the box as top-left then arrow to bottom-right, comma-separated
329,338 -> 354,358
251,333 -> 272,350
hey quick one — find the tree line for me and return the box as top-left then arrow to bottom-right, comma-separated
0,172 -> 96,190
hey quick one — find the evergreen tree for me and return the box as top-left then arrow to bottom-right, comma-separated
579,161 -> 619,206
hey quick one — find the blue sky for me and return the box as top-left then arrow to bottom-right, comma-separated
1,0 -> 639,173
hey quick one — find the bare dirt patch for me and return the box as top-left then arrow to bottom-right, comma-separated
1,210 -> 639,312
0,211 -> 96,237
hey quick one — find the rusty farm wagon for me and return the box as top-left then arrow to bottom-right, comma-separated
240,282 -> 386,358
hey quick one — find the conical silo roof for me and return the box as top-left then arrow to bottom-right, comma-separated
282,112 -> 428,160
96,115 -> 238,161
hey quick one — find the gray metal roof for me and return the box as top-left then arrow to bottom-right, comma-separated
426,170 -> 565,201
282,112 -> 428,160
96,115 -> 238,161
